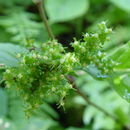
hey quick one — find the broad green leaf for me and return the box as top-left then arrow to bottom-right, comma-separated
0,88 -> 8,117
105,26 -> 130,50
109,41 -> 130,69
108,41 -> 130,103
110,73 -> 130,103
83,107 -> 97,125
40,103 -> 59,119
0,10 -> 42,44
110,0 -> 130,13
8,97 -> 25,124
83,64 -> 108,79
24,118 -> 58,130
45,0 -> 89,23
0,43 -> 26,67
93,114 -> 115,130
115,107 -> 130,124
4,89 -> 26,129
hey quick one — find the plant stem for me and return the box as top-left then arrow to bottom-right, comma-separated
67,76 -> 119,122
33,0 -> 55,40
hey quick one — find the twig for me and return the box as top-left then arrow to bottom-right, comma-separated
67,75 -> 119,122
33,0 -> 55,40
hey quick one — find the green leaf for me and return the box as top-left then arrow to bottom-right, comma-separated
109,41 -> 130,69
110,73 -> 130,103
83,64 -> 108,79
108,41 -> 130,103
0,88 -> 8,117
24,118 -> 59,130
0,10 -> 43,44
40,103 -> 59,119
0,43 -> 27,67
110,0 -> 130,13
105,26 -> 130,50
45,0 -> 89,23
83,106 -> 97,125
115,107 -> 130,124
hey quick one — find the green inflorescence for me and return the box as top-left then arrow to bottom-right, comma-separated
3,22 -> 114,114
72,21 -> 114,75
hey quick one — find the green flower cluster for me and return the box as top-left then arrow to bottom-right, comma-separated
4,40 -> 78,113
72,21 -> 114,75
3,22 -> 114,113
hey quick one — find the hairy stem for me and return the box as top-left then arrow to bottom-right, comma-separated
67,75 -> 119,122
33,0 -> 55,40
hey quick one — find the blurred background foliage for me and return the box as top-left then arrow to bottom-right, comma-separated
0,0 -> 130,130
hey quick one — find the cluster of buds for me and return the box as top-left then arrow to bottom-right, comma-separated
4,40 -> 74,114
72,21 -> 114,76
3,22 -> 115,114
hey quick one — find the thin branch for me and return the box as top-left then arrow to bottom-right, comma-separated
33,0 -> 55,40
67,75 -> 119,122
